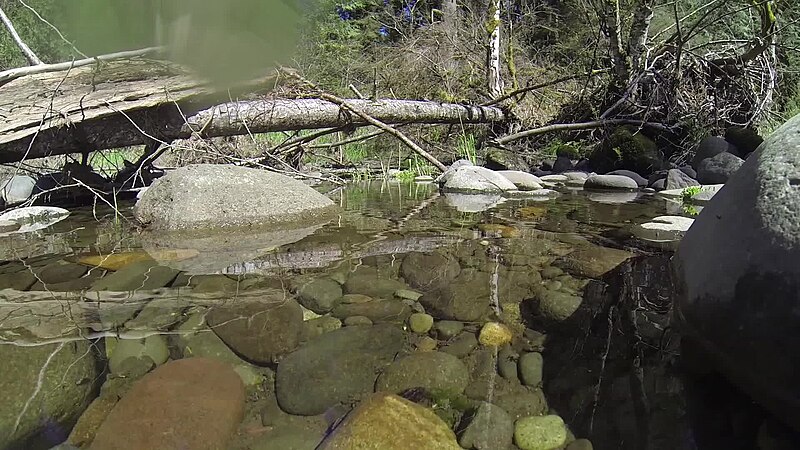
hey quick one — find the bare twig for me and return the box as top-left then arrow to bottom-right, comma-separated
494,119 -> 673,145
0,47 -> 161,86
0,4 -> 43,65
481,68 -> 610,106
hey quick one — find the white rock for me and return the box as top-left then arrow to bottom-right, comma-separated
444,192 -> 505,212
633,215 -> 695,245
442,166 -> 517,192
539,174 -> 569,183
497,171 -> 543,190
0,206 -> 70,235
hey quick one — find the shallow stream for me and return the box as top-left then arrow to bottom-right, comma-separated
0,181 -> 720,450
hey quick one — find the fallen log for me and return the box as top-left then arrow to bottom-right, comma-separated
0,59 -> 506,164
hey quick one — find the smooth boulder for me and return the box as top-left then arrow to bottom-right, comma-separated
276,325 -> 405,415
0,175 -> 36,206
375,351 -> 470,394
665,168 -> 700,190
90,358 -> 245,450
134,164 -> 337,231
442,166 -> 517,193
691,136 -> 734,170
584,174 -> 639,191
674,112 -> 800,431
497,170 -> 543,190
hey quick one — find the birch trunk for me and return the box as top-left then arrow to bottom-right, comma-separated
487,0 -> 504,99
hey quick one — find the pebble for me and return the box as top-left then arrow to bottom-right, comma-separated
344,315 -> 373,326
415,336 -> 438,352
498,346 -> 519,382
434,320 -> 464,339
408,313 -> 434,334
458,401 -> 514,450
440,332 -> 478,357
478,322 -> 513,346
514,415 -> 568,450
518,352 -> 543,387
394,289 -> 423,301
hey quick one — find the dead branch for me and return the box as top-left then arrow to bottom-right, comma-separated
0,46 -> 161,86
0,5 -> 43,66
481,68 -> 610,107
494,119 -> 672,145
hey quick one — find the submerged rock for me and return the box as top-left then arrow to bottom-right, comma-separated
276,325 -> 405,415
0,341 -> 100,450
459,402 -> 514,450
90,358 -> 245,450
401,251 -> 461,290
375,351 -> 469,395
318,392 -> 461,449
134,164 -> 337,231
674,112 -> 800,431
90,260 -> 180,291
207,295 -> 304,365
514,415 -> 568,450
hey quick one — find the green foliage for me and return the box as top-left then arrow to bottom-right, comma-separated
541,139 -> 584,159
681,186 -> 702,203
0,0 -> 75,70
89,148 -> 142,177
456,133 -> 477,164
343,143 -> 369,164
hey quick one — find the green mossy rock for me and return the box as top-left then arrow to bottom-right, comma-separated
590,126 -> 662,175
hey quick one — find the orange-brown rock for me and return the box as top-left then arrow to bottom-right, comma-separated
90,357 -> 245,450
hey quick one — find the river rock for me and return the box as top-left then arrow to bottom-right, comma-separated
276,324 -> 405,415
434,320 -> 465,339
441,332 -> 478,357
343,268 -> 410,298
497,170 -> 543,190
556,245 -> 633,278
632,216 -> 694,246
533,290 -> 583,322
90,260 -> 180,291
478,322 -> 513,346
344,315 -> 373,326
458,402 -> 514,450
584,174 -> 639,190
434,159 -> 475,184
692,136 -> 733,170
514,415 -> 568,450
409,312 -> 434,333
0,341 -> 100,450
0,175 -> 36,205
332,300 -> 412,323
295,277 -> 343,314
665,168 -> 700,190
674,112 -> 800,430
107,335 -> 169,375
318,392 -> 461,449
518,352 -> 543,387
401,251 -> 461,290
420,271 -> 491,321
90,358 -> 245,450
207,295 -> 304,364
442,166 -> 517,193
134,164 -> 337,231
375,351 -> 469,394
302,315 -> 343,339
696,152 -> 744,184
606,170 -> 648,187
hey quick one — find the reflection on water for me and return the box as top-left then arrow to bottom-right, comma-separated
0,181 -> 766,450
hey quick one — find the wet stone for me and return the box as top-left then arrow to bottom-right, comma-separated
123,298 -> 187,331
434,320 -> 465,340
415,335 -> 438,352
498,346 -> 520,382
344,315 -> 373,326
295,277 -> 343,314
394,288 -> 423,301
518,352 -> 543,387
376,351 -> 470,395
302,315 -> 343,340
36,261 -> 88,284
458,402 -> 514,450
409,312 -> 434,333
343,268 -> 410,298
207,296 -> 304,365
514,415 -> 568,450
340,293 -> 373,304
332,299 -> 411,323
91,260 -> 180,291
107,335 -> 170,375
276,324 -> 405,415
440,332 -> 478,358
478,322 -> 513,346
0,270 -> 36,290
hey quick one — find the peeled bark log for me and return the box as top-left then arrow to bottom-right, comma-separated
0,60 -> 505,164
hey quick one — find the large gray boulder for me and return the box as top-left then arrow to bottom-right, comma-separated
673,113 -> 800,431
692,136 -> 736,170
134,164 -> 337,231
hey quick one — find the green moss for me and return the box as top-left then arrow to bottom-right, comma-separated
590,126 -> 662,174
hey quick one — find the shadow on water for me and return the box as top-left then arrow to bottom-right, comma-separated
0,181 -> 797,449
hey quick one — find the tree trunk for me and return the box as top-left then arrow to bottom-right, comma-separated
0,98 -> 506,164
487,0 -> 504,99
0,5 -> 43,66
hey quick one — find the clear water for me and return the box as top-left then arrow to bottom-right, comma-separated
0,181 -> 708,450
